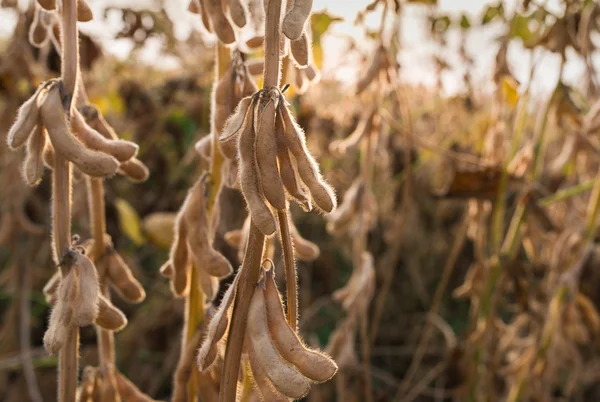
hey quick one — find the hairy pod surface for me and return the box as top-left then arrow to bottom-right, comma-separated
247,282 -> 311,398
197,269 -> 241,370
246,339 -> 290,402
220,96 -> 253,159
278,100 -> 336,213
264,270 -> 337,382
204,0 -> 236,44
107,251 -> 146,303
198,266 -> 220,302
255,90 -> 286,210
44,264 -> 79,354
355,45 -> 388,95
170,213 -> 190,297
37,0 -> 55,10
228,0 -> 247,27
41,85 -> 120,177
290,31 -> 310,68
72,252 -> 100,327
77,0 -> 93,21
289,221 -> 320,261
116,372 -> 161,402
239,97 -> 276,235
195,134 -> 212,161
29,6 -> 49,48
282,0 -> 313,40
8,85 -> 43,149
329,107 -> 376,155
22,125 -> 47,186
96,294 -> 127,331
118,159 -> 150,182
72,109 -> 138,162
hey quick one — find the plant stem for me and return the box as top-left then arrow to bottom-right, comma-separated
60,0 -> 78,110
277,209 -> 298,330
262,0 -> 282,89
220,223 -> 266,401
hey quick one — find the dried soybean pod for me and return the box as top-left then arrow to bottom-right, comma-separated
290,31 -> 310,68
239,99 -> 276,235
195,134 -> 213,161
264,270 -> 337,382
44,266 -> 79,354
275,114 -> 310,210
106,252 -> 146,303
246,36 -> 264,49
185,180 -> 233,278
159,262 -> 174,278
174,330 -> 204,402
355,46 -> 386,95
229,0 -> 247,28
279,101 -> 336,213
118,158 -> 150,182
196,0 -> 214,32
72,109 -> 138,162
246,60 -> 264,76
43,271 -> 61,303
220,96 -> 253,159
95,294 -> 127,331
224,229 -> 242,248
41,85 -> 120,177
29,7 -> 49,48
7,86 -> 43,149
247,339 -> 290,402
115,372 -> 160,402
198,266 -> 220,302
37,0 -> 55,10
204,0 -> 235,44
188,0 -> 200,13
247,283 -> 310,398
289,222 -> 319,261
170,213 -> 190,297
326,179 -> 362,233
197,270 -> 241,370
329,107 -> 375,154
255,90 -> 286,210
282,0 -> 312,40
73,253 -> 100,326
77,0 -> 93,21
303,64 -> 320,82
23,125 -> 47,187
293,66 -> 309,94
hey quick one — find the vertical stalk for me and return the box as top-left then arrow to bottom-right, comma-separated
277,209 -> 298,330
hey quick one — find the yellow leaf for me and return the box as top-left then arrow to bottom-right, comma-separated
114,198 -> 145,245
500,75 -> 519,107
142,212 -> 176,249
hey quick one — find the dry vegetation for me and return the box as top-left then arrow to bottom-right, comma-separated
1,0 -> 600,401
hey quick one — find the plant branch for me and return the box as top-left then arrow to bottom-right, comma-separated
277,209 -> 298,331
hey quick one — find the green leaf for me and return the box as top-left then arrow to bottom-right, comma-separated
311,12 -> 343,42
481,3 -> 504,24
459,14 -> 471,30
431,15 -> 451,34
115,198 -> 145,245
509,13 -> 534,43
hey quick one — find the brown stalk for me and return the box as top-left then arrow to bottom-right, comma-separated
56,1 -> 79,400
278,209 -> 298,330
220,0 -> 281,399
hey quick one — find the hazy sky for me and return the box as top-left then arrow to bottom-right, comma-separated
0,0 -> 593,97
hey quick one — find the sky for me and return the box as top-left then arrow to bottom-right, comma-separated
0,0 -> 595,97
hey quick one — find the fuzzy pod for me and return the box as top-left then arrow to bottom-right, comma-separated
106,251 -> 146,303
72,252 -> 100,327
278,100 -> 336,213
197,270 -> 241,370
72,109 -> 138,162
169,212 -> 190,297
224,229 -> 242,248
195,134 -> 213,161
188,0 -> 200,14
293,66 -> 309,94
204,0 -> 236,44
228,0 -> 247,28
289,221 -> 319,261
159,262 -> 174,278
77,0 -> 93,22
247,282 -> 311,398
40,85 -> 120,177
219,96 -> 253,159
212,67 -> 234,138
332,252 -> 375,314
246,60 -> 264,76
264,270 -> 337,381
196,0 -> 214,32
302,64 -> 320,82
239,98 -> 276,235
43,271 -> 61,304
247,339 -> 290,402
246,36 -> 264,49
326,179 -> 363,234
255,91 -> 286,210
29,7 -> 49,48
7,85 -> 43,149
264,270 -> 337,382
198,266 -> 220,302
43,266 -> 79,354
95,294 -> 127,331
118,158 -> 150,182
275,113 -> 311,210
174,330 -> 204,402
329,107 -> 376,155
290,31 -> 310,68
37,0 -> 55,10
222,158 -> 240,189
282,0 -> 312,40
22,125 -> 47,187
184,179 -> 233,278
355,46 -> 388,95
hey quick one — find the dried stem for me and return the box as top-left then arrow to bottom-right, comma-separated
277,209 -> 298,330
220,223 -> 266,401
262,0 -> 282,89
